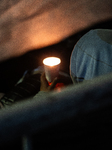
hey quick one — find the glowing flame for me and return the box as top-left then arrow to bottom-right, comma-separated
43,57 -> 61,66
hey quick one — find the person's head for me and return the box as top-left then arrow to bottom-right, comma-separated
70,29 -> 112,83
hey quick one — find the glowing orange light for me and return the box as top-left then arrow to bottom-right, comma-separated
43,57 -> 61,66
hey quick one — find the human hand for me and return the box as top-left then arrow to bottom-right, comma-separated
40,72 -> 58,92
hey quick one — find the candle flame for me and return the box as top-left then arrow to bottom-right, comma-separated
43,57 -> 61,66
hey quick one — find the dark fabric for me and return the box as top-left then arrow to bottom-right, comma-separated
0,73 -> 112,149
0,73 -> 41,108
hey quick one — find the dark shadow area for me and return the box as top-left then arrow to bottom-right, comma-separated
31,106 -> 112,150
0,19 -> 112,93
0,104 -> 112,149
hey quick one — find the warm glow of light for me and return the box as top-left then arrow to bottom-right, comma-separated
43,57 -> 61,66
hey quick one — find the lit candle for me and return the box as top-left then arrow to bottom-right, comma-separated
43,57 -> 61,83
